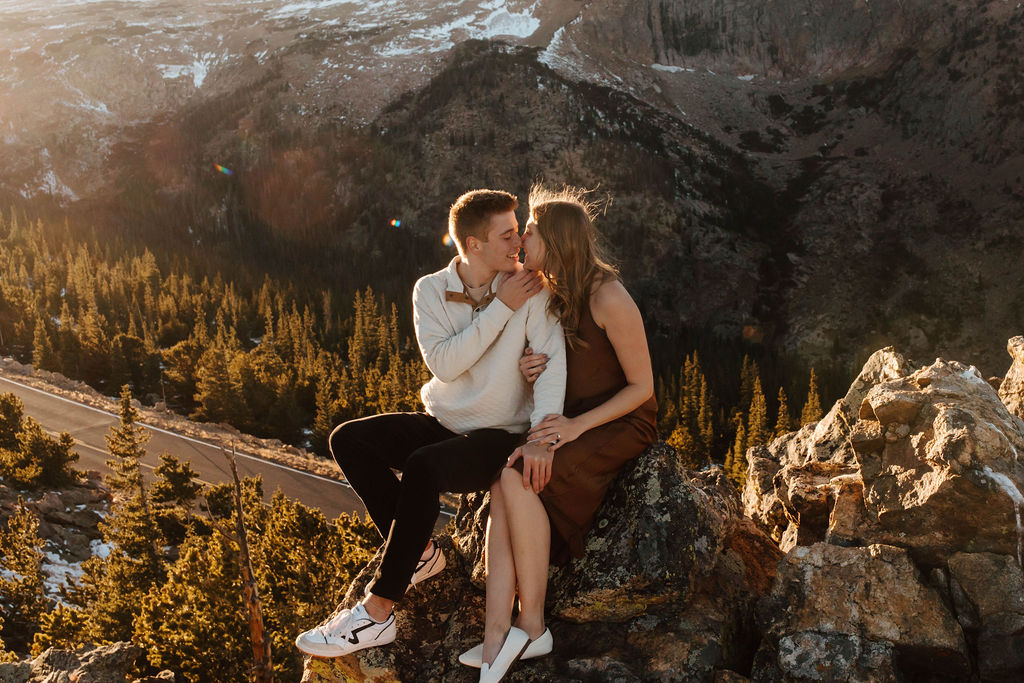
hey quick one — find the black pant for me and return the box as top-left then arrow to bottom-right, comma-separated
329,412 -> 522,601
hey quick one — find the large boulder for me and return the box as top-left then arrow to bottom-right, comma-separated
1000,336 -> 1024,420
743,347 -> 915,549
752,543 -> 970,682
301,444 -> 782,682
850,357 -> 1024,567
745,346 -> 1024,568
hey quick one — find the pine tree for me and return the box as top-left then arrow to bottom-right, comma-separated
726,420 -> 748,490
78,385 -> 163,643
775,387 -> 792,437
311,376 -> 340,457
15,418 -> 78,488
105,385 -> 149,500
0,500 -> 47,653
667,422 -> 702,470
801,368 -> 824,425
192,346 -> 244,425
746,376 -> 770,449
697,377 -> 715,461
0,392 -> 23,449
134,531 -> 249,681
152,453 -> 203,545
31,603 -> 88,656
32,315 -> 57,372
55,300 -> 79,376
151,453 -> 202,511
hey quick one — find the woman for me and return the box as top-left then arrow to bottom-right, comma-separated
463,186 -> 658,682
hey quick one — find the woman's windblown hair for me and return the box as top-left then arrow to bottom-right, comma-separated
529,184 -> 619,349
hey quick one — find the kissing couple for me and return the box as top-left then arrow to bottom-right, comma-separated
297,185 -> 657,682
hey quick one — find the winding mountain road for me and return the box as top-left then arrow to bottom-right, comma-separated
0,375 -> 451,523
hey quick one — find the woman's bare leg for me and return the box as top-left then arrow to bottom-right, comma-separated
499,467 -> 551,640
482,481 -> 517,666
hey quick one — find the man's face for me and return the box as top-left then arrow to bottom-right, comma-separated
469,210 -> 521,274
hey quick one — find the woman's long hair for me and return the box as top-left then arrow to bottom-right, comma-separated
529,184 -> 619,349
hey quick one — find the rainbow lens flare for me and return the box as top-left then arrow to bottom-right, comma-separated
442,233 -> 453,247
390,218 -> 402,227
214,164 -> 233,176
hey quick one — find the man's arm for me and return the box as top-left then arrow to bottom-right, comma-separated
525,294 -> 566,428
413,277 -> 514,383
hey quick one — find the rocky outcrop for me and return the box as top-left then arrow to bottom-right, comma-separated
742,346 -> 915,550
0,642 -> 174,683
1000,336 -> 1024,420
745,343 -> 1024,681
301,444 -> 782,682
745,346 -> 1024,567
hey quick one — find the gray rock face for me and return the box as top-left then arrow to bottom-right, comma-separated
301,445 -> 782,682
0,642 -> 173,683
1,474 -> 111,565
945,552 -> 1024,681
753,543 -> 969,682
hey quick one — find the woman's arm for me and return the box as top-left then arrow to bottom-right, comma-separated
528,280 -> 654,448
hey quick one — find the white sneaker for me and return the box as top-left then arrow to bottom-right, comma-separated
459,628 -> 552,668
294,602 -> 396,658
409,541 -> 446,587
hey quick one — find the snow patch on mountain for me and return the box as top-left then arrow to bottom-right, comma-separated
480,1 -> 540,38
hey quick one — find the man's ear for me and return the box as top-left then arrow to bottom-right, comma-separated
465,235 -> 480,253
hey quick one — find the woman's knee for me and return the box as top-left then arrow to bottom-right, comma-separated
499,466 -> 525,496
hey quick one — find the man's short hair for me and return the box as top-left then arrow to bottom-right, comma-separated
448,190 -> 518,255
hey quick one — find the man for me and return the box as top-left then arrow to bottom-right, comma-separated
295,189 -> 566,657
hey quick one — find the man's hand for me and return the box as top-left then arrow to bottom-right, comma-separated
518,346 -> 549,383
496,269 -> 543,311
506,440 -> 554,493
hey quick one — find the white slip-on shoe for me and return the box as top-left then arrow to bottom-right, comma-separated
458,627 -> 553,668
409,541 -> 446,588
479,626 -> 530,683
294,602 -> 396,658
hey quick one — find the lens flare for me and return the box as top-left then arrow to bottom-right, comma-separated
390,218 -> 401,227
214,164 -> 233,176
442,233 -> 453,247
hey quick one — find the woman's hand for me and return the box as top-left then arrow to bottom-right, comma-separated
518,346 -> 549,383
528,414 -> 585,451
506,441 -> 554,493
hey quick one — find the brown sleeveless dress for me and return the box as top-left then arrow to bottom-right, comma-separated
517,301 -> 658,565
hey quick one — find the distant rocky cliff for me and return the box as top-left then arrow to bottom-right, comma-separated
302,337 -> 1024,681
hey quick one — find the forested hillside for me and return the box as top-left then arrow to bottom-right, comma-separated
0,208 -> 825,482
0,389 -> 380,679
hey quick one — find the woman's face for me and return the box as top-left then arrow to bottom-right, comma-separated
521,217 -> 547,271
